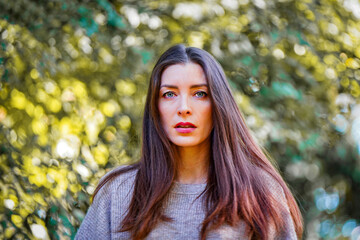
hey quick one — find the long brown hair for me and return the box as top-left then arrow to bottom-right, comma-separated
93,44 -> 303,239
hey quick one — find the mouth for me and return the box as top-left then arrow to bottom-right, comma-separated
174,122 -> 196,133
174,122 -> 196,128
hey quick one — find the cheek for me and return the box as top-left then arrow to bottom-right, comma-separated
158,103 -> 172,128
200,103 -> 212,123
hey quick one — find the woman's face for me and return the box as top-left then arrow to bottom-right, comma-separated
158,63 -> 213,148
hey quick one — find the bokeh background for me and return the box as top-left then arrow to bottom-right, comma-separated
0,0 -> 360,239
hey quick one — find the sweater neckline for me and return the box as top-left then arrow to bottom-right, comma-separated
171,181 -> 207,195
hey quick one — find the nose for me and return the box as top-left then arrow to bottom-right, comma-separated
177,96 -> 191,116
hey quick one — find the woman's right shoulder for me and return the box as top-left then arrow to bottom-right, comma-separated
94,164 -> 138,200
76,165 -> 138,239
101,164 -> 138,188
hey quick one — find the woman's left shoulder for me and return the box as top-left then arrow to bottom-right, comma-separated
255,167 -> 299,239
255,167 -> 287,197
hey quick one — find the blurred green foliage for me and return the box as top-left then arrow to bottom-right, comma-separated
0,0 -> 360,239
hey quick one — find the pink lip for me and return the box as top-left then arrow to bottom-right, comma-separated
175,128 -> 196,133
175,122 -> 196,128
174,122 -> 197,133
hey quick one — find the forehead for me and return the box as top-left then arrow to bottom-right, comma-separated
160,63 -> 207,86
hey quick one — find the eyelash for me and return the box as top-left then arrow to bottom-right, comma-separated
162,91 -> 208,98
163,91 -> 176,98
194,91 -> 208,98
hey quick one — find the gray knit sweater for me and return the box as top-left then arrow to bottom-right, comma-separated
75,166 -> 297,240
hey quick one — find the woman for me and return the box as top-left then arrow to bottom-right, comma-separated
75,44 -> 303,240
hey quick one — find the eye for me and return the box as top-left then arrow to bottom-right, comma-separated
163,91 -> 176,98
194,91 -> 208,98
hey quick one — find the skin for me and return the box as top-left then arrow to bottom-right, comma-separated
158,63 -> 213,184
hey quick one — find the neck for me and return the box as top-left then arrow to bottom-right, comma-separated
174,139 -> 210,184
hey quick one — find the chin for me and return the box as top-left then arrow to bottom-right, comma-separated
170,137 -> 203,148
171,141 -> 198,148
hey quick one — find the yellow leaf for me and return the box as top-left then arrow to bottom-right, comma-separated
10,89 -> 27,110
30,69 -> 39,79
345,58 -> 360,69
118,115 -> 131,131
11,215 -> 22,227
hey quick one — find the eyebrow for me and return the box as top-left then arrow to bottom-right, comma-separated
160,84 -> 208,89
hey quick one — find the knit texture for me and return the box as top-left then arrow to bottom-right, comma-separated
75,166 -> 298,240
